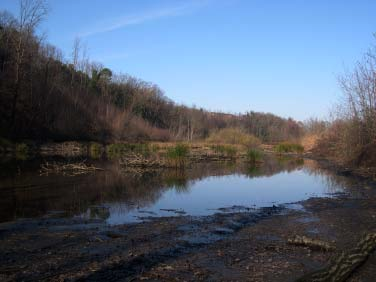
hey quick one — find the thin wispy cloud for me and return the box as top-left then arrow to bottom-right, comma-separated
92,52 -> 129,62
80,1 -> 210,37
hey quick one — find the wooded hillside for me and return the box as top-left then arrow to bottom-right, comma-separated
0,2 -> 302,143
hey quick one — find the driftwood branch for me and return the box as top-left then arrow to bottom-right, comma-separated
39,161 -> 103,176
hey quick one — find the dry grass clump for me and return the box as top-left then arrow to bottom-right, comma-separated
246,148 -> 263,164
166,143 -> 190,167
206,128 -> 261,148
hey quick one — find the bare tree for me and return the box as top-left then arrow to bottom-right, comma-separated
71,37 -> 81,70
10,0 -> 48,134
339,42 -> 376,147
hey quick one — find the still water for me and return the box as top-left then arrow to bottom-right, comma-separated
0,157 -> 353,225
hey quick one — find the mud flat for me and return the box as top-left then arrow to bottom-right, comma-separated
1,189 -> 376,282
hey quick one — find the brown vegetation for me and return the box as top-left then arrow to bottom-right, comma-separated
300,134 -> 319,153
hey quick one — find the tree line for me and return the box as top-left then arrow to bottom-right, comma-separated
0,0 -> 303,143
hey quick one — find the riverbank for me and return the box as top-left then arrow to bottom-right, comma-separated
0,140 -> 306,166
0,160 -> 376,281
1,140 -> 245,159
3,139 -> 370,181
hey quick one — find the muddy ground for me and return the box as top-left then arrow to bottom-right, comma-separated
1,182 -> 376,282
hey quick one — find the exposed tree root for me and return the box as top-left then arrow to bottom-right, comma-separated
297,233 -> 376,282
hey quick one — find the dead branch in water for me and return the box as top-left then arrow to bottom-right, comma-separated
120,156 -> 168,168
120,153 -> 175,168
39,161 -> 103,176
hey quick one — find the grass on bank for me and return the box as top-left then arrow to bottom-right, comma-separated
246,148 -> 263,164
275,142 -> 304,154
166,143 -> 190,167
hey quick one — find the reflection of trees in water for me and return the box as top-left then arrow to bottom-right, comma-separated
242,155 -> 305,178
162,170 -> 190,193
301,159 -> 361,195
0,157 -> 359,222
0,158 -> 306,221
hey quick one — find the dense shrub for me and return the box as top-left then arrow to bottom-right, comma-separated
314,119 -> 367,164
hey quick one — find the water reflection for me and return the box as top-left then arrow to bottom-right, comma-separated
0,156 -> 360,224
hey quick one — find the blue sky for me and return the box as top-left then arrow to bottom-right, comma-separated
2,0 -> 376,120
